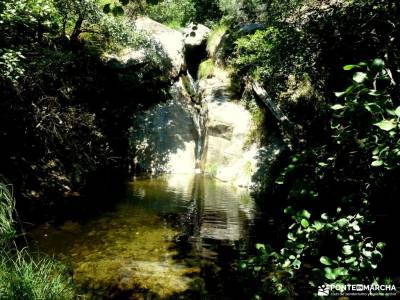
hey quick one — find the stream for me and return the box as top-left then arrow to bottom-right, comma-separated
28,174 -> 260,299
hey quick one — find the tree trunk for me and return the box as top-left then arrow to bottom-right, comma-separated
70,16 -> 84,46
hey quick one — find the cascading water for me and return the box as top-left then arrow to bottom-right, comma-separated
183,70 -> 207,173
128,18 -> 265,185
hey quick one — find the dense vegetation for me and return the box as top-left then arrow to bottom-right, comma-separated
0,184 -> 75,299
220,0 -> 400,298
1,0 -> 399,299
0,0 -> 173,219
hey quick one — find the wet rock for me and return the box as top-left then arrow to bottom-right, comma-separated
198,65 -> 260,187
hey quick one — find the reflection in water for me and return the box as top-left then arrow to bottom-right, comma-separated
29,175 -> 257,299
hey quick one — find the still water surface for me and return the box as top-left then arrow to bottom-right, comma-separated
29,175 -> 259,299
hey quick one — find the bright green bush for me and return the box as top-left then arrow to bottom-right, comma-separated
233,27 -> 279,80
0,183 -> 75,300
0,249 -> 75,300
206,23 -> 228,57
232,26 -> 301,86
0,184 -> 75,299
0,49 -> 25,86
145,0 -> 196,28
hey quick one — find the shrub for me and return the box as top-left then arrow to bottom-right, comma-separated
0,249 -> 75,300
240,59 -> 398,298
0,184 -> 75,299
145,0 -> 196,28
206,23 -> 228,58
0,183 -> 16,245
197,59 -> 215,79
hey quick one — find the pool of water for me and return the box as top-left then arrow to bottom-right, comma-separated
28,174 -> 259,299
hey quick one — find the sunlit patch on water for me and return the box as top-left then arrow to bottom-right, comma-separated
29,175 -> 257,299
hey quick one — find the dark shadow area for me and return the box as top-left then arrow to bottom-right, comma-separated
184,39 -> 208,80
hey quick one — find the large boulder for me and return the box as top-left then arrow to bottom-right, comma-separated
130,80 -> 199,175
134,17 -> 185,78
102,48 -> 147,70
183,23 -> 210,48
102,17 -> 185,78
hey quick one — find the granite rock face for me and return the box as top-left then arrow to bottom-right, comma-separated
198,67 -> 260,187
128,21 -> 270,187
103,17 -> 185,78
183,23 -> 211,48
134,17 -> 185,78
130,79 -> 199,175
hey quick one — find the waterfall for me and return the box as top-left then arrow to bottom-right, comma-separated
182,70 -> 207,173
128,19 -> 264,185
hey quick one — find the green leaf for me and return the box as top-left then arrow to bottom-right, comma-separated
119,0 -> 129,5
324,267 -> 337,280
368,89 -> 381,97
334,91 -> 346,97
313,221 -> 324,231
103,3 -> 111,13
374,119 -> 396,131
376,242 -> 385,250
256,243 -> 265,251
364,103 -> 382,114
362,249 -> 372,258
284,206 -> 294,215
342,245 -> 353,255
351,222 -> 360,231
333,267 -> 348,276
343,64 -> 360,71
353,72 -> 367,83
345,257 -> 357,264
336,218 -> 348,227
300,209 -> 311,219
282,259 -> 291,268
372,250 -> 383,259
300,219 -> 309,228
395,106 -> 400,117
287,232 -> 296,241
320,256 -> 332,266
371,58 -> 385,71
331,104 -> 345,110
292,259 -> 301,269
371,160 -> 383,167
